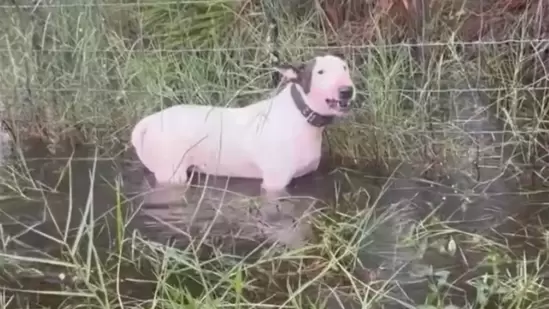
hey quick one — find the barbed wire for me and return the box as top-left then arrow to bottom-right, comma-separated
1,86 -> 549,95
2,1 -> 232,9
0,38 -> 548,54
3,113 -> 549,135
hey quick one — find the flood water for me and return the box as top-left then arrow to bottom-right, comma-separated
2,92 -> 549,308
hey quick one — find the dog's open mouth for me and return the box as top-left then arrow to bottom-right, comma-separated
326,98 -> 351,111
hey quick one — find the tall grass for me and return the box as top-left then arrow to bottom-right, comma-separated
2,148 -> 549,308
1,0 -> 549,308
1,0 -> 545,166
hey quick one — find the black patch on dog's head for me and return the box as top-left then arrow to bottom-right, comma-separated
274,58 -> 316,94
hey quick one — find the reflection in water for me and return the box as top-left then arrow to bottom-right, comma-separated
132,163 -> 331,250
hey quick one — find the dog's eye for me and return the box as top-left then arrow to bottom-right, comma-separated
343,66 -> 347,71
317,70 -> 324,75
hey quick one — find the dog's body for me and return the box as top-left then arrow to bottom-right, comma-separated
132,85 -> 321,181
131,54 -> 355,198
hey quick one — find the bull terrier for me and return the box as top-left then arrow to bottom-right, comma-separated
131,54 -> 356,202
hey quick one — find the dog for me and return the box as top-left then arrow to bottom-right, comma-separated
131,54 -> 356,201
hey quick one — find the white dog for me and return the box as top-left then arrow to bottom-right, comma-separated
131,54 -> 356,200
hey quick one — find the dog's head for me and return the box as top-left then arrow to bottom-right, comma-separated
275,54 -> 356,116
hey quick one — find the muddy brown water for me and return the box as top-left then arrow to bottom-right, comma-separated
0,135 -> 548,308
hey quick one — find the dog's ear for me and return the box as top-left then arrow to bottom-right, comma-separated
274,63 -> 301,80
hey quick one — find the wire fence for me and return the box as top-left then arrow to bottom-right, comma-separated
2,38 -> 549,52
1,1 -> 549,176
1,85 -> 549,94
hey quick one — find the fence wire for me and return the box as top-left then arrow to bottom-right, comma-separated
1,1 -> 549,174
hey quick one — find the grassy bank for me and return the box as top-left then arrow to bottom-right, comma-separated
1,0 -> 549,308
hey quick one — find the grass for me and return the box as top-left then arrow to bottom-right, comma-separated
1,0 -> 549,308
2,149 -> 549,309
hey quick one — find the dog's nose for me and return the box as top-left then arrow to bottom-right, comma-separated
338,86 -> 354,101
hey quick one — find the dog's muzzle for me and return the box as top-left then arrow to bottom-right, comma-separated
325,86 -> 354,111
326,98 -> 351,112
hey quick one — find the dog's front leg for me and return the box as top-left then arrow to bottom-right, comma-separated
262,186 -> 290,202
256,170 -> 294,221
255,149 -> 294,201
261,171 -> 292,202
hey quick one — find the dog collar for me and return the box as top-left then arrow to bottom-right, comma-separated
290,84 -> 334,127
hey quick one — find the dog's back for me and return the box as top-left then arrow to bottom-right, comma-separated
131,103 -> 270,179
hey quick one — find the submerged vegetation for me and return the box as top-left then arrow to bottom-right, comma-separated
1,0 -> 549,308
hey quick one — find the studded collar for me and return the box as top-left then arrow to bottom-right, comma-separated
290,83 -> 334,127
